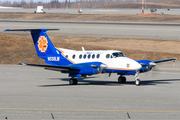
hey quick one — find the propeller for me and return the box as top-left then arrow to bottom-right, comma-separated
149,62 -> 157,69
141,61 -> 164,78
94,63 -> 111,79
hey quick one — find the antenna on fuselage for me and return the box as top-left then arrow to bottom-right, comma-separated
82,47 -> 85,51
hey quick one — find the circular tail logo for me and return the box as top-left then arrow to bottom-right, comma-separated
38,36 -> 48,52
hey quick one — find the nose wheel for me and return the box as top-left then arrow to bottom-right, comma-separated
135,79 -> 141,86
69,78 -> 78,85
118,76 -> 126,83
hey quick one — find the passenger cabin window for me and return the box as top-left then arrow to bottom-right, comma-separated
111,55 -> 113,58
112,52 -> 125,58
79,54 -> 82,59
72,54 -> 75,59
88,54 -> 91,59
92,54 -> 95,59
106,54 -> 110,59
65,55 -> 68,58
83,54 -> 86,59
97,54 -> 100,59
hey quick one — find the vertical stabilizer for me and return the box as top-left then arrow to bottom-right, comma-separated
30,29 -> 57,57
4,29 -> 59,58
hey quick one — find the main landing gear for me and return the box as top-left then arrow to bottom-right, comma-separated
118,76 -> 126,83
69,78 -> 78,85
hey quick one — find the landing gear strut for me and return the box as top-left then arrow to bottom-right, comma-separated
118,76 -> 126,83
69,78 -> 78,85
135,71 -> 141,86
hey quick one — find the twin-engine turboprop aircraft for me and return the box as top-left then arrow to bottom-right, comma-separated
5,29 -> 176,86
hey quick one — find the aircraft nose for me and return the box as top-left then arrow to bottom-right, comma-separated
135,62 -> 142,70
123,57 -> 142,70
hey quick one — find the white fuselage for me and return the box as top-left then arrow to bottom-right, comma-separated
58,48 -> 142,71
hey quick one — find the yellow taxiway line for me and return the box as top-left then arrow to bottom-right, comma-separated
0,108 -> 180,113
152,71 -> 180,74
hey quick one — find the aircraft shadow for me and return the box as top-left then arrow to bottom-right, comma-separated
39,78 -> 180,87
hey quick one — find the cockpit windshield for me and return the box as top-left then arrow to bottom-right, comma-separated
112,52 -> 126,58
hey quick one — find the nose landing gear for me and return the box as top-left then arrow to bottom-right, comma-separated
135,71 -> 141,86
135,79 -> 141,86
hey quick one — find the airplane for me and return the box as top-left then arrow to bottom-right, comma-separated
4,28 -> 176,86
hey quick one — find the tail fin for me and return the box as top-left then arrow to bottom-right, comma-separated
5,29 -> 59,58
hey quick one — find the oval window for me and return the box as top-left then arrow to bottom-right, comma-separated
97,54 -> 100,59
88,54 -> 91,59
79,54 -> 82,59
65,55 -> 68,58
72,54 -> 75,59
83,54 -> 86,59
106,54 -> 110,59
92,54 -> 95,59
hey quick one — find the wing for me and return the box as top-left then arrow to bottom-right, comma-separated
19,62 -> 106,76
136,58 -> 176,73
152,58 -> 176,63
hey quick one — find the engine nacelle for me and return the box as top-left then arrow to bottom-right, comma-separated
136,60 -> 156,73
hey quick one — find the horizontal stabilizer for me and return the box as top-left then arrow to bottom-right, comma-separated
4,28 -> 59,32
19,63 -> 75,70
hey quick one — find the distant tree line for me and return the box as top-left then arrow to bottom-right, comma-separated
0,0 -> 167,8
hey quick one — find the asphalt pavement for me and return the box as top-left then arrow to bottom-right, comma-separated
0,61 -> 180,120
0,8 -> 180,15
1,20 -> 180,40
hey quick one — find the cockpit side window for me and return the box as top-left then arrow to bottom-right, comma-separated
112,52 -> 125,58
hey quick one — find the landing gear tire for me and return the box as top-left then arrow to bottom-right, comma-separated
135,79 -> 141,86
118,76 -> 126,83
69,78 -> 78,85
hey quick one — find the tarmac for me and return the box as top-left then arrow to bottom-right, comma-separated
1,20 -> 180,40
0,61 -> 180,120
0,8 -> 180,15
